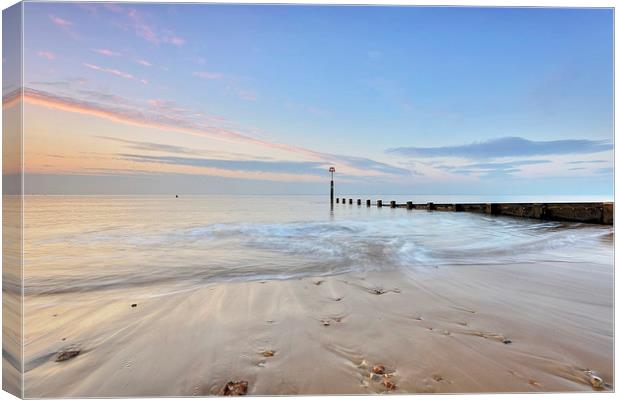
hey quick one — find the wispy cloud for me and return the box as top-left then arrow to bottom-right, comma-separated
105,5 -> 185,47
49,14 -> 72,28
83,63 -> 133,79
20,88 -> 409,179
119,154 -> 326,175
98,136 -> 201,155
92,48 -> 121,57
136,59 -> 152,67
337,155 -> 411,176
436,160 -> 551,176
49,14 -> 78,39
37,51 -> 55,60
162,30 -> 185,46
98,136 -> 276,162
566,159 -> 607,164
387,137 -> 613,160
193,71 -> 223,80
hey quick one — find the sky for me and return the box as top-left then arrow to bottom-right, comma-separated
3,3 -> 614,195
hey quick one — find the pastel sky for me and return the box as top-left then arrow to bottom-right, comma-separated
7,3 -> 614,195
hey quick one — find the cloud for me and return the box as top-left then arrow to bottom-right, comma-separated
98,136 -> 202,155
193,71 -> 223,80
49,14 -> 72,27
105,5 -> 185,46
136,59 -> 152,67
437,159 -> 550,176
567,159 -> 607,164
49,14 -> 78,39
387,137 -> 613,159
83,63 -> 133,79
37,51 -> 55,60
98,136 -> 276,161
20,88 -> 409,179
92,48 -> 121,57
125,8 -> 159,43
119,154 -> 326,175
77,90 -> 135,106
162,31 -> 185,46
337,155 -> 411,176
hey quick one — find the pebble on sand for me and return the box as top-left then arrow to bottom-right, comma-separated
260,350 -> 275,357
131,304 -> 137,308
371,364 -> 386,374
219,380 -> 249,396
502,339 -> 512,344
381,377 -> 397,390
55,349 -> 80,362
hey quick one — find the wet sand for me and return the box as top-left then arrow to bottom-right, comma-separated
23,260 -> 612,396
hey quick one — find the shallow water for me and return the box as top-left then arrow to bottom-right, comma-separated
24,195 -> 613,295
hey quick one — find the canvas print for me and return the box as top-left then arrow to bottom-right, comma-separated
2,2 -> 614,397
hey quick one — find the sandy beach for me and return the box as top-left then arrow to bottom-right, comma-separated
23,258 -> 612,396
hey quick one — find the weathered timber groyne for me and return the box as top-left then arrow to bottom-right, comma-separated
338,199 -> 613,225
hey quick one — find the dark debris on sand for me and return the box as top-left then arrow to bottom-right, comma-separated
55,348 -> 80,362
219,380 -> 248,396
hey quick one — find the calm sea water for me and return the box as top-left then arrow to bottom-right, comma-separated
23,195 -> 613,295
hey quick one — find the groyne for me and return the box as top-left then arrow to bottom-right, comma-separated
335,198 -> 613,225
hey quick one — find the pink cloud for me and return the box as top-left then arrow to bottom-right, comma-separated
37,51 -> 55,60
126,8 -> 160,44
20,88 -> 408,179
49,14 -> 79,39
162,31 -> 185,47
83,63 -> 133,79
92,48 -> 121,57
104,6 -> 185,47
136,59 -> 152,67
193,71 -> 223,80
49,14 -> 72,27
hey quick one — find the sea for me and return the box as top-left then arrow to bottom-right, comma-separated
22,195 -> 613,296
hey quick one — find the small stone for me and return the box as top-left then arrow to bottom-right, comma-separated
55,349 -> 80,362
372,364 -> 386,374
219,380 -> 248,396
131,304 -> 137,308
260,350 -> 275,357
589,375 -> 604,389
321,319 -> 331,326
502,339 -> 512,344
381,377 -> 397,390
